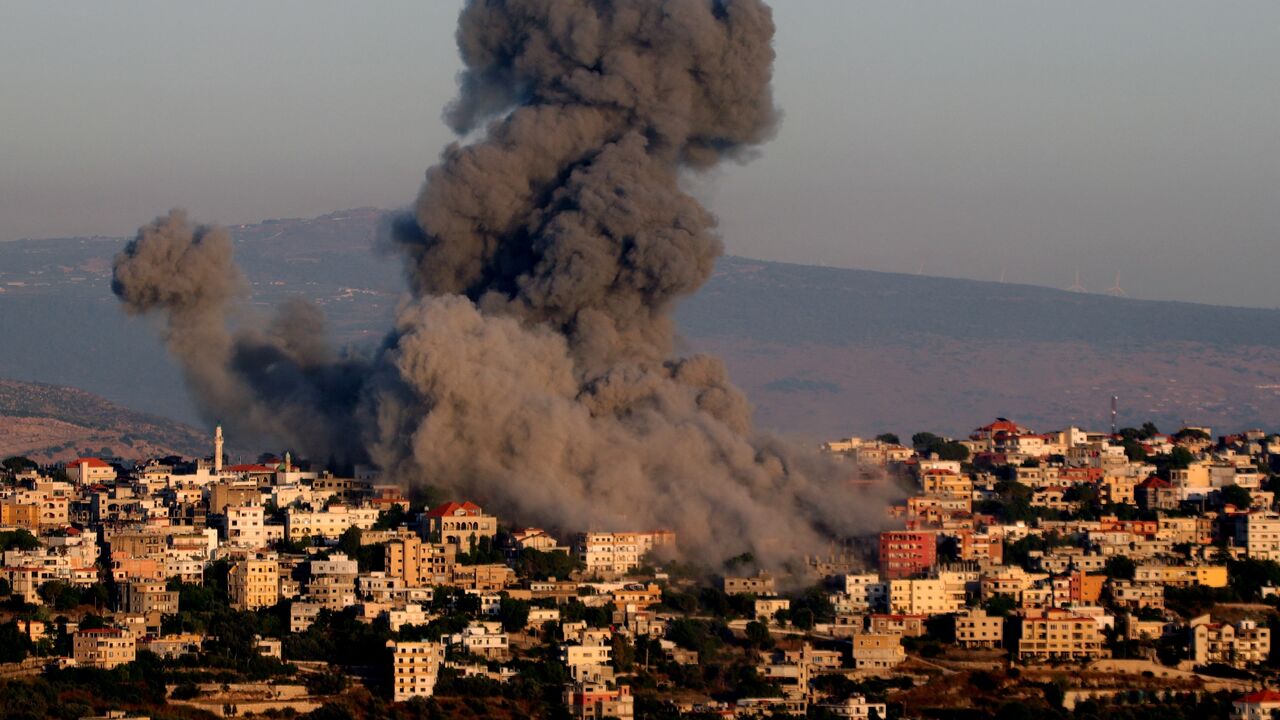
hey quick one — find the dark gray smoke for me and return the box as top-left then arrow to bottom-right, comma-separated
113,0 -> 893,571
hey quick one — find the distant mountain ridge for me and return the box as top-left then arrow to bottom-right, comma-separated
0,209 -> 1277,443
0,377 -> 207,462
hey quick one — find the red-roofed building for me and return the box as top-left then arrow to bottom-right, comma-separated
1136,476 -> 1177,512
226,464 -> 277,476
65,458 -> 114,485
1234,690 -> 1280,720
426,502 -> 497,549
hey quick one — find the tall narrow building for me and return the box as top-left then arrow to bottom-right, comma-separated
214,424 -> 224,474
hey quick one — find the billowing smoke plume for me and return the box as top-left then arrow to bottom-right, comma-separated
113,0 -> 892,571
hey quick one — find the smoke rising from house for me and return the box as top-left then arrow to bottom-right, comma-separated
112,0 -> 891,570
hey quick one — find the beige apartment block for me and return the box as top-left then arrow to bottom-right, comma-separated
851,632 -> 905,671
229,554 -> 280,610
955,608 -> 1004,648
73,628 -> 136,669
385,536 -> 456,587
1014,608 -> 1106,663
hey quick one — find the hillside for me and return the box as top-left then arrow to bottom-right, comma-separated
0,378 -> 207,462
0,210 -> 1277,441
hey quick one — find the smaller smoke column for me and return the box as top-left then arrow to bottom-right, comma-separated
113,210 -> 371,464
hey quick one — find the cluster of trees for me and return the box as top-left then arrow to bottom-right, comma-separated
911,432 -> 971,461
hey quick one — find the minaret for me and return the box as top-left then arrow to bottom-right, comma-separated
284,451 -> 292,473
214,424 -> 224,474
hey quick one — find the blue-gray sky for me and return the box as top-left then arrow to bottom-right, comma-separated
2,1 -> 1277,307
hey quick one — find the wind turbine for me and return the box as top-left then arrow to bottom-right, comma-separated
1105,271 -> 1127,297
1066,270 -> 1087,293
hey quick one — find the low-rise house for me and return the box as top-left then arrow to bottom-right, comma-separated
867,614 -> 926,637
754,597 -> 791,624
723,574 -> 776,596
451,621 -> 509,660
1233,690 -> 1280,720
564,682 -> 633,720
816,696 -> 889,720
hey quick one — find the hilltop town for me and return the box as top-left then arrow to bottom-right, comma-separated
3,418 -> 1280,719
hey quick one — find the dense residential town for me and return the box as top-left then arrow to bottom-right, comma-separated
3,419 -> 1280,719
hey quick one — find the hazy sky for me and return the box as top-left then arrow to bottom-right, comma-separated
2,1 -> 1278,307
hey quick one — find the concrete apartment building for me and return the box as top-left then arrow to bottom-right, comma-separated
0,501 -> 40,531
1134,564 -> 1228,588
451,563 -> 516,592
284,504 -> 379,542
723,574 -> 776,596
73,628 -> 136,669
388,640 -> 441,702
385,536 -> 456,588
888,577 -> 964,616
221,504 -> 267,547
228,553 -> 280,610
851,633 -> 905,670
574,531 -> 675,576
841,573 -> 888,612
1237,513 -> 1280,560
955,608 -> 1004,648
1191,618 -> 1271,668
116,580 -> 179,615
879,531 -> 937,580
1014,608 -> 1107,663
564,683 -> 634,720
306,553 -> 358,609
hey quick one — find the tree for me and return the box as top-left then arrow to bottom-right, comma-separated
1104,556 -> 1137,581
497,595 -> 530,633
373,504 -> 408,530
1219,484 -> 1252,510
745,620 -> 773,649
875,433 -> 900,445
1,456 -> 37,473
0,529 -> 40,553
982,595 -> 1016,618
0,621 -> 33,663
1166,447 -> 1195,470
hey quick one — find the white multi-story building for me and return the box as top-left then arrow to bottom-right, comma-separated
285,505 -> 379,542
888,578 -> 964,616
574,531 -> 676,576
223,504 -> 267,547
841,573 -> 888,612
